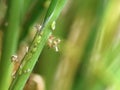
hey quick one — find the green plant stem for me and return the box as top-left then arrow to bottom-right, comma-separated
0,0 -> 22,90
20,0 -> 46,42
9,0 -> 67,90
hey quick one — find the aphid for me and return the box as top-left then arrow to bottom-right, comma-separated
11,55 -> 18,63
20,64 -> 23,69
12,71 -> 16,79
24,69 -> 31,73
34,24 -> 42,31
31,47 -> 37,53
36,35 -> 41,44
26,46 -> 29,53
18,64 -> 23,75
51,21 -> 56,30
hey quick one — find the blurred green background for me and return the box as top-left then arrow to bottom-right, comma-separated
0,0 -> 120,90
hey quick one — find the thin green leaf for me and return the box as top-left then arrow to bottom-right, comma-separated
0,0 -> 22,90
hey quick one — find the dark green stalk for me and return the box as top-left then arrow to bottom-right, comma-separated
9,0 -> 67,90
0,0 -> 22,90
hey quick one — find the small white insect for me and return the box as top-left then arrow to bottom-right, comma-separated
20,64 -> 23,69
12,71 -> 16,79
34,24 -> 42,31
51,21 -> 56,30
11,55 -> 18,63
27,69 -> 31,72
54,46 -> 59,52
26,46 -> 29,53
24,69 -> 31,73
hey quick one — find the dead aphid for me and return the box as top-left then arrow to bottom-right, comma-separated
53,39 -> 61,52
11,55 -> 18,63
48,35 -> 55,46
48,35 -> 61,52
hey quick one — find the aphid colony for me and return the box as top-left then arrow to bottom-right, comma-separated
11,21 -> 61,78
48,21 -> 61,51
11,54 -> 31,78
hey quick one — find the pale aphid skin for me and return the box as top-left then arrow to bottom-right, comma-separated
48,35 -> 61,52
53,39 -> 61,52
